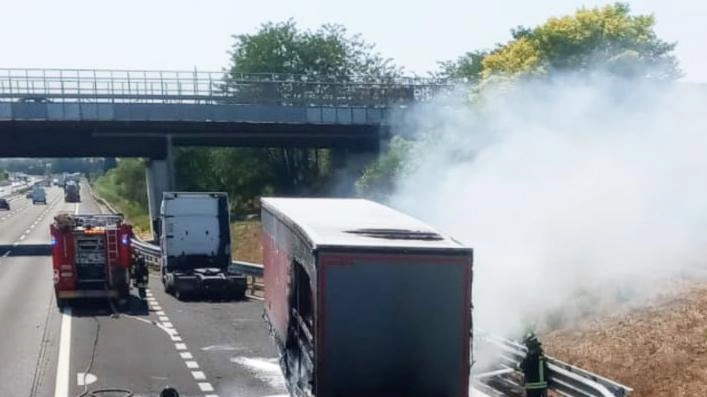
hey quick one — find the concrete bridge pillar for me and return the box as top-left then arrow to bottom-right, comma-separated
145,136 -> 175,241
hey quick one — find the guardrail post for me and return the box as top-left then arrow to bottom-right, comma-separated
109,70 -> 115,103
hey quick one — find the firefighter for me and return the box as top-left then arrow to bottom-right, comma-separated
519,332 -> 549,397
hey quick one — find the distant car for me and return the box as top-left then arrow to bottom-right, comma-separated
32,188 -> 47,204
0,198 -> 9,210
25,192 -> 33,199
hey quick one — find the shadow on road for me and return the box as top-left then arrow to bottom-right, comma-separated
0,244 -> 51,256
68,295 -> 150,317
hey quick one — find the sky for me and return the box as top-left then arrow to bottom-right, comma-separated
1,0 -> 705,81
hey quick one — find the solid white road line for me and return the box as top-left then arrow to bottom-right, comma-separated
74,203 -> 79,215
54,307 -> 72,397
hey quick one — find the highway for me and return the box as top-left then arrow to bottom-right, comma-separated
0,186 -> 287,397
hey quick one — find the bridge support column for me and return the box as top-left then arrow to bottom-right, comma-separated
145,136 -> 176,241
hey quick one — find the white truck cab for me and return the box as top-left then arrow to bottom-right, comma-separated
159,192 -> 245,300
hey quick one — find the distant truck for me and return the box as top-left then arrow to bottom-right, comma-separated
64,180 -> 81,203
261,198 -> 473,397
159,192 -> 246,300
32,187 -> 47,204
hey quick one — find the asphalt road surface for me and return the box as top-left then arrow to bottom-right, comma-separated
0,185 -> 286,397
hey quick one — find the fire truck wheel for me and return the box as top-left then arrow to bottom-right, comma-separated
56,298 -> 67,309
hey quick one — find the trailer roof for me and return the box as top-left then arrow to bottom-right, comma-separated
261,198 -> 471,252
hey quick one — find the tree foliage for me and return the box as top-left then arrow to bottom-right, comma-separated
437,50 -> 487,82
482,3 -> 681,80
227,20 -> 399,79
107,159 -> 148,207
173,20 -> 397,212
355,136 -> 413,201
366,3 -> 683,201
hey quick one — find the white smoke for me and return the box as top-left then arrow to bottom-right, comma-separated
389,74 -> 707,338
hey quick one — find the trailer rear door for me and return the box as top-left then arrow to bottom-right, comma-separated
318,253 -> 471,397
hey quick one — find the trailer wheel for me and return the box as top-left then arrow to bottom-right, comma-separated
163,275 -> 173,295
174,288 -> 187,301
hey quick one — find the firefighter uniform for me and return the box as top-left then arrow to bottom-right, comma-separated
519,333 -> 549,397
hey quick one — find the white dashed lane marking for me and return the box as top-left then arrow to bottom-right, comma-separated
146,288 -> 219,397
198,383 -> 214,392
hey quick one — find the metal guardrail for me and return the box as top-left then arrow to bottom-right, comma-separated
0,68 -> 454,107
90,183 -> 265,281
474,333 -> 633,397
230,260 -> 264,277
130,237 -> 264,298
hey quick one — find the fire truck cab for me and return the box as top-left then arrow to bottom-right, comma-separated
50,213 -> 148,307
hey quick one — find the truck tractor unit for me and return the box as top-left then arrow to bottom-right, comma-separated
64,180 -> 81,203
159,192 -> 246,300
51,213 -> 148,307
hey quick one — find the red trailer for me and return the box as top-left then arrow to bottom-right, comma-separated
51,213 -> 148,307
261,198 -> 473,397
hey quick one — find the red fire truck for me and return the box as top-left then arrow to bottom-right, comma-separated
261,198 -> 473,397
51,213 -> 148,307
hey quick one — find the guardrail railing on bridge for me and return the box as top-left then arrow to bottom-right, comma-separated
0,68 -> 454,107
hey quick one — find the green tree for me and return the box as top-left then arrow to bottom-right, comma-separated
174,20 -> 399,213
108,158 -> 147,207
437,50 -> 487,82
482,2 -> 681,80
355,136 -> 413,201
227,20 -> 399,79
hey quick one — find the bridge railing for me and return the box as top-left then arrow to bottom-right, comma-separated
0,68 -> 453,106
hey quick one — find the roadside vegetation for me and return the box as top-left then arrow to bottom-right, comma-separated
92,158 -> 150,234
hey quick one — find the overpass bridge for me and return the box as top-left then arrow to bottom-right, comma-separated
0,67 -> 452,233
0,68 -> 450,158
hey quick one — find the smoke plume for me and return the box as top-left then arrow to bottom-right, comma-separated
389,74 -> 707,338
